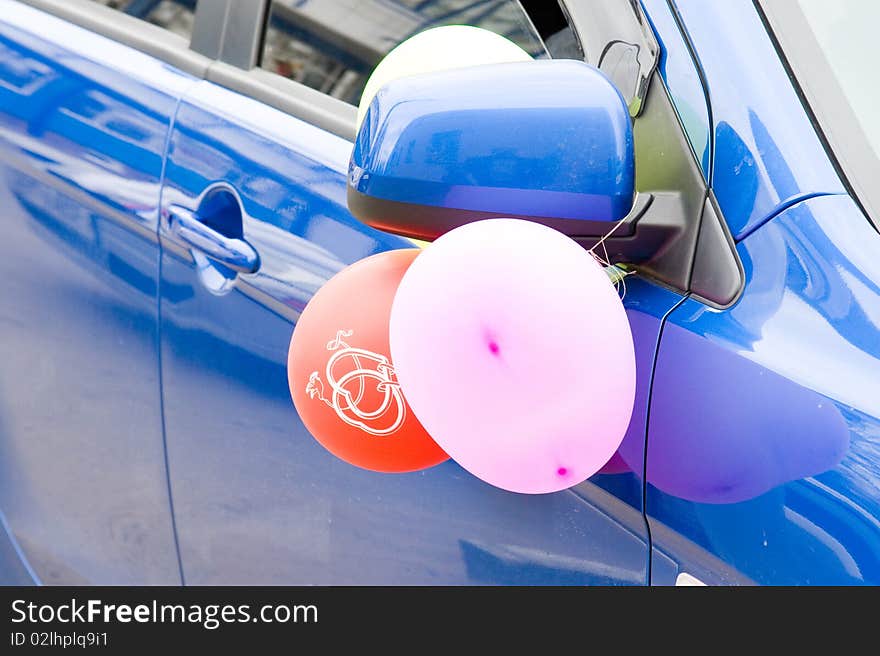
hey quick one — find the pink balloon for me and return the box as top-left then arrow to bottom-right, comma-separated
389,219 -> 636,494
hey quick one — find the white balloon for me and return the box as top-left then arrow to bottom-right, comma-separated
357,25 -> 533,129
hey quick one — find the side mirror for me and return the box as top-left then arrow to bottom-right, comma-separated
349,60 -> 648,250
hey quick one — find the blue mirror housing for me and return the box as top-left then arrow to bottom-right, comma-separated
348,60 -> 635,241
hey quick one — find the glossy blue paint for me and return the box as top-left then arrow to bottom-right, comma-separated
0,2 -> 188,583
672,0 -> 846,239
639,0 -> 711,177
2,0 -> 878,588
0,510 -> 38,585
648,195 -> 880,584
157,79 -> 651,585
351,60 -> 634,222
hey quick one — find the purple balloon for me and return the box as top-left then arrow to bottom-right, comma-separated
619,321 -> 850,504
389,219 -> 636,494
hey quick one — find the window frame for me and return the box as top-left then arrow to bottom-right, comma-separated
18,0 -> 358,139
17,0 -> 577,142
251,0 -> 556,113
19,0 -> 561,142
19,0 -> 215,77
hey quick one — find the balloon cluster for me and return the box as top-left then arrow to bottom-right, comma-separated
288,219 -> 636,494
286,26 -> 635,494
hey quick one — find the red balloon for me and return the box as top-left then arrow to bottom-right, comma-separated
288,249 -> 448,473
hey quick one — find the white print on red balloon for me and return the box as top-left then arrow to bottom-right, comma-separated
305,329 -> 406,436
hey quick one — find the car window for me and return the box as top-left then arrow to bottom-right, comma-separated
796,0 -> 880,175
87,0 -> 197,41
762,0 -> 880,230
259,0 -> 548,106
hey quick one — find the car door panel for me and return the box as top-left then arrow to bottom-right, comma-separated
647,195 -> 880,585
0,2 -> 189,584
158,78 -> 661,585
640,0 -> 880,585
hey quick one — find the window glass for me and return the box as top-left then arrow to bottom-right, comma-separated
88,0 -> 197,41
260,0 -> 548,105
797,0 -> 880,168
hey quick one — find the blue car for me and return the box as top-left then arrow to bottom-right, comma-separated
0,0 -> 878,586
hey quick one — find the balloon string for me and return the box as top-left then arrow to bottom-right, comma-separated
588,211 -> 630,257
588,207 -> 636,300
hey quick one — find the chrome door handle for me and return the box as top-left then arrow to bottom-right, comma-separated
168,205 -> 259,274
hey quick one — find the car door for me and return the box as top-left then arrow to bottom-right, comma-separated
645,0 -> 880,585
0,0 -> 204,584
157,0 -> 682,585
